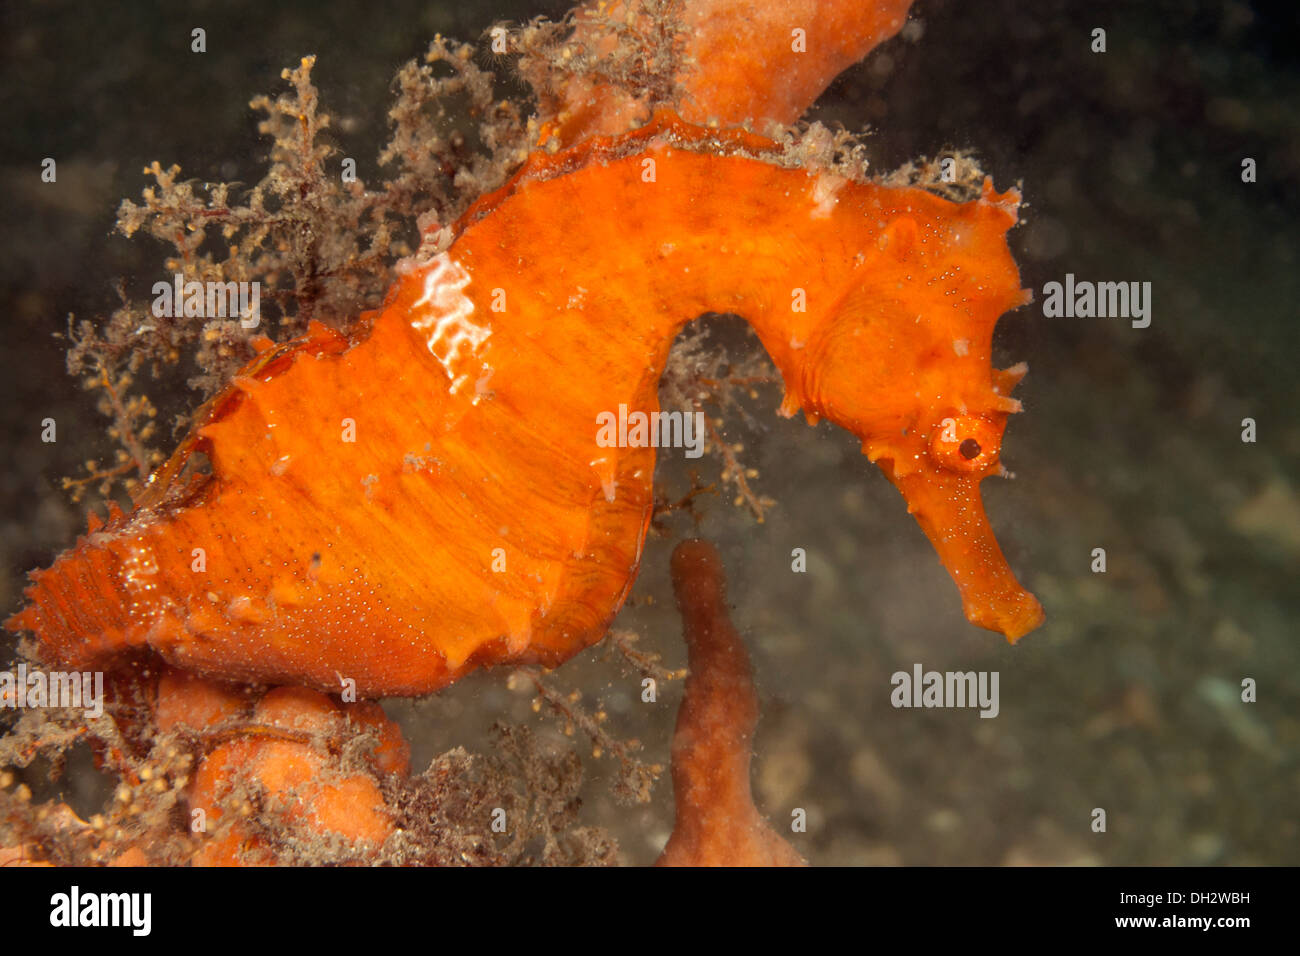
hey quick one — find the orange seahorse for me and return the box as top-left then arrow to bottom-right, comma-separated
8,112 -> 1042,697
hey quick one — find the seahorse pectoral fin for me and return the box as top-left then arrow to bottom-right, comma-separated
891,470 -> 1044,642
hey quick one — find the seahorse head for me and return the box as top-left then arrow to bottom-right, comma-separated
791,179 -> 1044,641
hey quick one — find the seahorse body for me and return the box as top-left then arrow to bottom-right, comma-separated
8,115 -> 1042,697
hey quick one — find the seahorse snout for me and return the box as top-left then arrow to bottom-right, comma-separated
888,467 -> 1044,643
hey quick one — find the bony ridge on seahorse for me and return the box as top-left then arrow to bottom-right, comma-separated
8,112 -> 1044,697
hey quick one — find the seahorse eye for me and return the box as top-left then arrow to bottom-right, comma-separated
928,415 -> 1000,473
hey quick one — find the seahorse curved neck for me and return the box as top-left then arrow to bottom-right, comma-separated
395,121 -> 1020,440
409,151 -> 861,428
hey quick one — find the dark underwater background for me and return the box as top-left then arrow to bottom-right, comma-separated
1,0 -> 1296,864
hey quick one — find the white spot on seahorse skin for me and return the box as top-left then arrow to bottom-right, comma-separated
123,542 -> 163,624
409,253 -> 491,396
589,455 -> 618,503
810,173 -> 847,219
952,338 -> 969,356
123,543 -> 159,590
473,365 -> 495,405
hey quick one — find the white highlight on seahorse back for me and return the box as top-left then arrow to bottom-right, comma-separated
810,172 -> 847,220
409,253 -> 491,396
